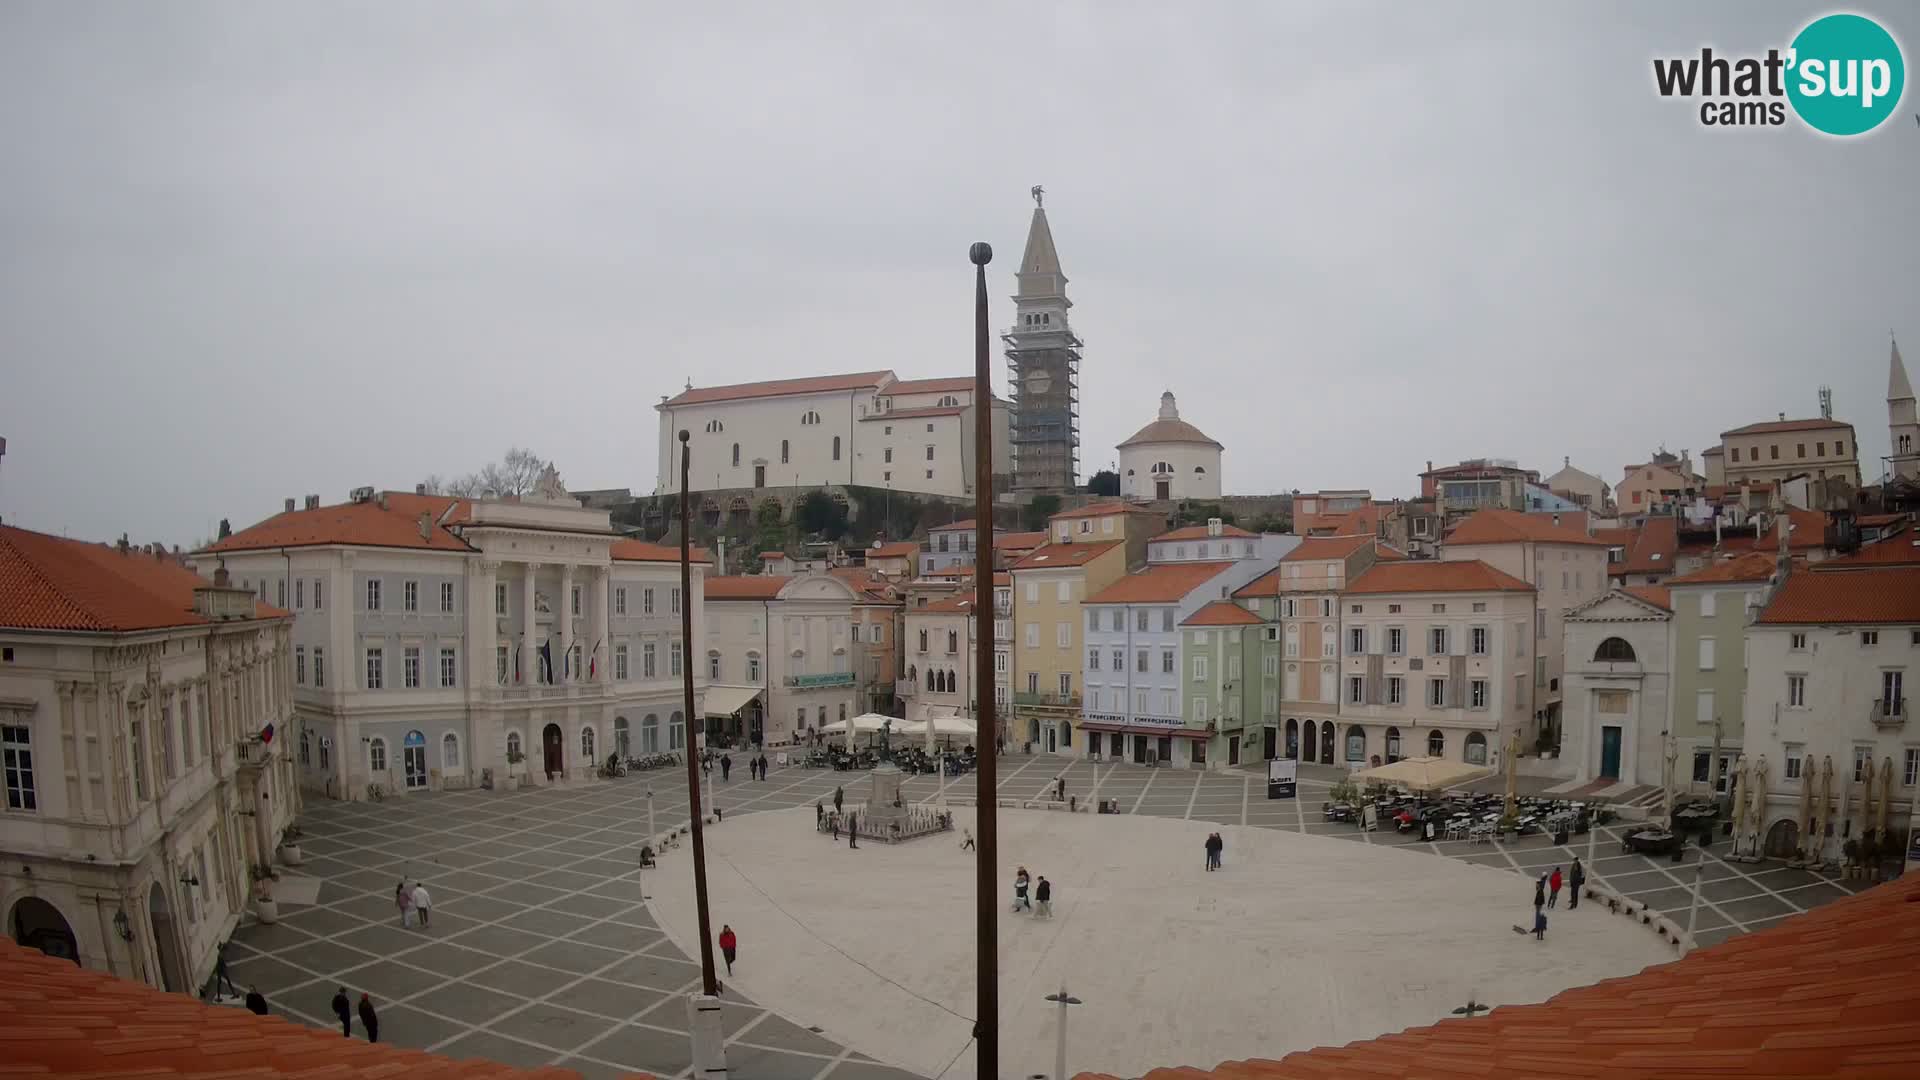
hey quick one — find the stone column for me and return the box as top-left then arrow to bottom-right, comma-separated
560,565 -> 576,684
479,560 -> 500,687
523,564 -> 540,685
597,567 -> 613,684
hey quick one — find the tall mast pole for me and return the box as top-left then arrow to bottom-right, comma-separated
968,240 -> 998,1079
678,430 -> 720,997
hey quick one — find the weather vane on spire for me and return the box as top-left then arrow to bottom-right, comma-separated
1030,185 -> 1044,208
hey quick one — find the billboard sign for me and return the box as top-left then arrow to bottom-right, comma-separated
1267,757 -> 1298,800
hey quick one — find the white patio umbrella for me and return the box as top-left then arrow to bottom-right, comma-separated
1352,756 -> 1490,793
1728,756 -> 1748,850
1747,756 -> 1768,857
1798,757 -> 1815,859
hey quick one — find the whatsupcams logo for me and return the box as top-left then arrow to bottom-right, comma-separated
1653,12 -> 1905,135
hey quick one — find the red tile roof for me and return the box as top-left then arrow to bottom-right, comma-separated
866,541 -> 920,560
1858,513 -> 1910,528
1151,524 -> 1256,542
829,566 -> 903,602
660,370 -> 892,407
1666,552 -> 1779,586
1307,504 -> 1381,537
1622,584 -> 1673,611
1716,508 -> 1829,554
1078,870 -> 1920,1080
1279,534 -> 1375,562
1181,599 -> 1264,626
1346,560 -> 1534,595
921,594 -> 980,614
992,530 -> 1047,550
1085,561 -> 1235,604
885,376 -> 975,395
1593,526 -> 1637,549
1010,540 -> 1124,570
1620,515 -> 1679,575
2,525 -> 285,632
204,493 -> 476,554
0,937 -> 643,1080
1444,508 -> 1610,547
1231,567 -> 1280,599
1049,500 -> 1151,521
609,539 -> 710,564
704,575 -> 791,600
1757,565 -> 1920,624
927,519 -> 981,532
1721,416 -> 1855,436
1816,527 -> 1920,569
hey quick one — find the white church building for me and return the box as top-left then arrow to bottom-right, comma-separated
1118,392 -> 1223,501
655,371 -> 1010,500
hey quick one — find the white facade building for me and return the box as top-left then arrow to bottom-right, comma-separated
704,572 -> 859,747
655,371 -> 1010,500
199,478 -> 706,800
1118,392 -> 1223,502
1559,586 -> 1674,787
2,526 -> 295,997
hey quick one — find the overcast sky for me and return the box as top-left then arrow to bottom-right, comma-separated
2,1 -> 1915,545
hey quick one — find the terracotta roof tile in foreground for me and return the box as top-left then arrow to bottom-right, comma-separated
1,524 -> 284,632
1181,599 -> 1264,626
1347,560 -> 1534,595
1444,508 -> 1610,547
1086,561 -> 1235,605
1757,565 -> 1920,625
1075,872 -> 1920,1080
0,937 -> 652,1080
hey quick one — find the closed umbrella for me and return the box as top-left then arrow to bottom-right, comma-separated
1798,756 -> 1815,861
1747,756 -> 1768,858
1728,756 -> 1748,848
1860,756 -> 1877,847
1877,756 -> 1895,841
1816,756 -> 1834,862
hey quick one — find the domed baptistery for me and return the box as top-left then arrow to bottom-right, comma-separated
1118,391 -> 1223,501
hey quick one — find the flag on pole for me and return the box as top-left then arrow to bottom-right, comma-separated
540,641 -> 553,685
259,723 -> 275,745
589,638 -> 602,679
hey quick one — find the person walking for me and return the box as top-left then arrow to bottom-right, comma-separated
1204,832 -> 1222,872
1533,908 -> 1548,941
834,785 -> 844,815
847,812 -> 859,849
1013,866 -> 1031,912
718,924 -> 738,975
395,881 -> 413,929
212,939 -> 238,999
357,993 -> 379,1043
1568,858 -> 1586,910
331,987 -> 351,1037
244,986 -> 269,1016
816,800 -> 824,827
960,827 -> 975,851
830,813 -> 840,841
1548,866 -> 1564,909
1533,875 -> 1546,915
412,881 -> 432,928
1035,876 -> 1053,918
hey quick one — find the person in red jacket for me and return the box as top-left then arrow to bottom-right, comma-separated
1548,866 -> 1564,909
718,924 -> 738,975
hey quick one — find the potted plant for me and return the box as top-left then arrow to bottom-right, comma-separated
506,747 -> 526,789
278,824 -> 305,868
250,864 -> 281,925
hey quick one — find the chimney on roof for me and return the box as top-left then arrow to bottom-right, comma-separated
306,495 -> 320,510
416,483 -> 427,495
284,497 -> 296,513
377,493 -> 389,511
1426,460 -> 1433,473
419,512 -> 432,540
1207,517 -> 1223,537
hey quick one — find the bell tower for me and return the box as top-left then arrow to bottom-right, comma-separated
1003,187 -> 1082,492
1889,335 -> 1918,482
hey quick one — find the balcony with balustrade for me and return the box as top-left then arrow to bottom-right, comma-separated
1871,697 -> 1907,731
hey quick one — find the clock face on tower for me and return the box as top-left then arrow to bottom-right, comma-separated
1025,371 -> 1052,396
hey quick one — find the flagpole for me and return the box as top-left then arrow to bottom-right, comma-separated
677,430 -> 727,1076
968,239 -> 999,1080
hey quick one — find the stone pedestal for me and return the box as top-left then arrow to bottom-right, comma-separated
687,993 -> 728,1078
865,763 -> 909,837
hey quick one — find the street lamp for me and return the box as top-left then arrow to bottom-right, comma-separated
1044,984 -> 1082,1080
1450,994 -> 1489,1019
113,907 -> 133,942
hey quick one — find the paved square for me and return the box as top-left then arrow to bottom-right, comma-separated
233,755 -> 1872,1079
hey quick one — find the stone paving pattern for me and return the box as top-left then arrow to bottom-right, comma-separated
231,753 -> 1876,1079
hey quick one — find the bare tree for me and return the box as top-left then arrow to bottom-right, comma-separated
421,449 -> 548,499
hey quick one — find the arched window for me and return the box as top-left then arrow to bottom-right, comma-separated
1594,637 -> 1637,662
368,737 -> 387,773
708,650 -> 722,680
1427,730 -> 1445,757
668,711 -> 685,749
299,728 -> 311,766
1285,718 -> 1299,759
1194,466 -> 1206,474
1345,725 -> 1366,762
938,395 -> 958,407
947,629 -> 959,653
832,435 -> 841,461
706,419 -> 724,433
582,726 -> 596,760
1464,731 -> 1488,765
642,713 -> 660,752
613,717 -> 630,758
1302,720 -> 1317,763
731,443 -> 740,467
781,439 -> 790,464
1153,461 -> 1172,474
1385,727 -> 1402,762
506,730 -> 522,759
442,732 -> 461,769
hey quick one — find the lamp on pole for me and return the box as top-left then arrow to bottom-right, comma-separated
1044,984 -> 1082,1080
1450,993 -> 1489,1020
969,239 -> 1000,1080
677,430 -> 727,1079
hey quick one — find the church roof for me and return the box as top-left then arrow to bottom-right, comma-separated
659,370 -> 894,408
1019,206 -> 1062,278
1891,336 -> 1914,402
1118,392 -> 1222,449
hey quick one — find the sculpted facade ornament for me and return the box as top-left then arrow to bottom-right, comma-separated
533,465 -> 569,502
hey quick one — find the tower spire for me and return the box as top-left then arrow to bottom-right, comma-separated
1890,334 -> 1914,403
1003,188 -> 1081,493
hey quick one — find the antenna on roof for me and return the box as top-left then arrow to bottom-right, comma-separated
1818,385 -> 1832,420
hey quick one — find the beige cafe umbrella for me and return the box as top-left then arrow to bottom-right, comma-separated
1798,755 -> 1815,860
1816,756 -> 1835,862
1877,756 -> 1895,841
1747,756 -> 1768,858
1861,756 -> 1878,847
1728,755 -> 1748,851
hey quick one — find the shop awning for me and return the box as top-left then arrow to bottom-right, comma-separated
702,684 -> 764,718
1081,723 -> 1208,739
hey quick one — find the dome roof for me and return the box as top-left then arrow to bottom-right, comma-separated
1118,392 -> 1221,450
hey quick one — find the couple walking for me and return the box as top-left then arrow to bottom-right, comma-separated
394,879 -> 431,928
1204,832 -> 1225,871
1012,866 -> 1053,917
